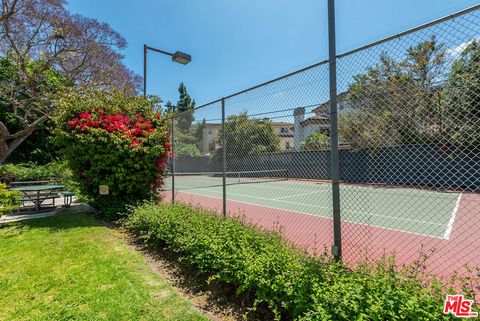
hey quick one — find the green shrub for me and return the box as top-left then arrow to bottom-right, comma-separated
55,89 -> 170,219
175,143 -> 202,158
0,183 -> 20,215
125,202 -> 475,321
301,131 -> 330,150
0,161 -> 70,183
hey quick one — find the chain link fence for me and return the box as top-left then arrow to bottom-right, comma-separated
165,5 -> 480,279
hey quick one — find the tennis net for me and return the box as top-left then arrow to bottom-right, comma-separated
166,169 -> 289,190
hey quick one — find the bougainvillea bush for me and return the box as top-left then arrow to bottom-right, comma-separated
55,89 -> 170,219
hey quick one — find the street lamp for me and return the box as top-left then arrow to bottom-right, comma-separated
143,44 -> 191,97
142,45 -> 190,205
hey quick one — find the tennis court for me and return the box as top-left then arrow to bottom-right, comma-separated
165,169 -> 462,239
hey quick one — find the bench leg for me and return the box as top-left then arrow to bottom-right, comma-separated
64,196 -> 72,207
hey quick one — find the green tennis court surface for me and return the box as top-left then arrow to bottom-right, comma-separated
165,172 -> 461,239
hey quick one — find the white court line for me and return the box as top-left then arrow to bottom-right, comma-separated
174,177 -> 329,193
173,189 -> 446,240
274,191 -> 322,200
173,176 -> 455,198
443,193 -> 462,240
173,184 -> 445,227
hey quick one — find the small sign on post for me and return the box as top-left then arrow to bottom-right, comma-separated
99,185 -> 109,195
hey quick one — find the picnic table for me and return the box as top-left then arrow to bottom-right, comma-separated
10,185 -> 65,212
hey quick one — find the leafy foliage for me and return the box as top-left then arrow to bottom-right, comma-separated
55,89 -> 170,219
443,40 -> 480,151
125,202 -> 473,320
212,113 -> 279,163
175,143 -> 202,158
174,126 -> 203,158
175,83 -> 196,132
341,37 -> 447,149
0,0 -> 140,92
0,56 -> 68,162
0,182 -> 20,215
0,0 -> 141,162
167,83 -> 204,158
0,161 -> 70,183
301,131 -> 330,150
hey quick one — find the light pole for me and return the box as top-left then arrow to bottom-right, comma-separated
143,45 -> 191,205
143,44 -> 191,97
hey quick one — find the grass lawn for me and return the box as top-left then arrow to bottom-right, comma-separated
0,213 -> 210,321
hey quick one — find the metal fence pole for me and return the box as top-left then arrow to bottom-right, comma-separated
328,0 -> 342,260
171,109 -> 175,205
221,98 -> 227,218
143,44 -> 147,97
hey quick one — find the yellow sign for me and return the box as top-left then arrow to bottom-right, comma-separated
99,185 -> 109,195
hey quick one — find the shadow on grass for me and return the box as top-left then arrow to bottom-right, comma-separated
1,213 -> 105,234
130,237 -> 277,321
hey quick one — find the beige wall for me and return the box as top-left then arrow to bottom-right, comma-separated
279,136 -> 294,151
199,122 -> 294,154
271,123 -> 294,151
200,124 -> 220,154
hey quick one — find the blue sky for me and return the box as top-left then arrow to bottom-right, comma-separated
67,0 -> 480,107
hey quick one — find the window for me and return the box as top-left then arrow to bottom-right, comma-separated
208,130 -> 212,135
280,127 -> 288,133
286,142 -> 291,149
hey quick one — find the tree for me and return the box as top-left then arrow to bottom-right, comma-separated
443,40 -> 480,151
174,127 -> 202,158
175,83 -> 195,132
0,56 -> 67,161
0,0 -> 141,161
341,37 -> 446,149
301,131 -> 330,150
0,0 -> 140,91
192,119 -> 206,145
169,83 -> 204,157
213,113 -> 279,163
164,101 -> 174,114
175,143 -> 202,159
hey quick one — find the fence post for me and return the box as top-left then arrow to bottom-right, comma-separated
171,109 -> 175,205
328,0 -> 342,260
221,98 -> 227,218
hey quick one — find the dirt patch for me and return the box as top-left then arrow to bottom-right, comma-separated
120,229 -> 275,321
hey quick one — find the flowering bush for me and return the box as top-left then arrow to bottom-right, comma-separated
56,89 -> 170,219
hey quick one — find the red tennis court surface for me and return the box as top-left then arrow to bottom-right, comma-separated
162,190 -> 480,277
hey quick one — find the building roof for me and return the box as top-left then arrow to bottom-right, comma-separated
300,115 -> 330,126
204,123 -> 221,127
270,121 -> 294,127
312,91 -> 349,114
204,121 -> 293,127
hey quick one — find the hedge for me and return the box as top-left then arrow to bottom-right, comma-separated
125,202 -> 474,320
0,161 -> 71,183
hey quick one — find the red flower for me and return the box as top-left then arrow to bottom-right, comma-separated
67,112 -> 161,147
79,112 -> 91,120
130,139 -> 141,147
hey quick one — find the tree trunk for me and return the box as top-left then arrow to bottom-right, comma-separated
0,128 -> 35,162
